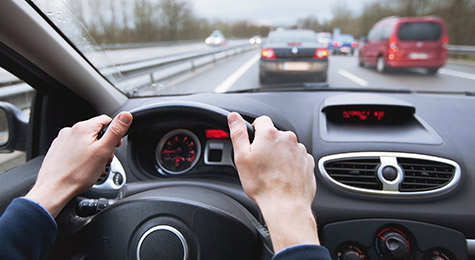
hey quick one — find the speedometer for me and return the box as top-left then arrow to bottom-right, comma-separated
156,129 -> 201,175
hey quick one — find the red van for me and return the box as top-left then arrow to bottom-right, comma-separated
358,16 -> 449,74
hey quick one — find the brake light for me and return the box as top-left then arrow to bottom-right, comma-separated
442,35 -> 449,49
314,48 -> 329,59
333,42 -> 340,47
389,35 -> 397,48
388,35 -> 399,55
351,41 -> 358,48
206,129 -> 229,139
261,48 -> 276,60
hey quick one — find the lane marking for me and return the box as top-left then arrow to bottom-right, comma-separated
338,69 -> 369,87
439,68 -> 475,81
214,54 -> 260,93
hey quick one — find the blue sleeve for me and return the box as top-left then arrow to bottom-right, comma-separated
272,244 -> 332,260
0,197 -> 58,260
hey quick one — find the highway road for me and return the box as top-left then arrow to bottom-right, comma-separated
152,49 -> 475,95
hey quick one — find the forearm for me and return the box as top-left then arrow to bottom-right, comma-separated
259,200 -> 320,253
25,183 -> 74,218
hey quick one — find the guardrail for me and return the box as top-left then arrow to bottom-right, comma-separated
447,45 -> 475,56
98,40 -> 203,50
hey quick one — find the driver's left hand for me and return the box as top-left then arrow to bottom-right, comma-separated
25,112 -> 132,218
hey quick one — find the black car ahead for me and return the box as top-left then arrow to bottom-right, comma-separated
259,29 -> 329,84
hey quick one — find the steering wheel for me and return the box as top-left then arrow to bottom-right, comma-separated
83,101 -> 272,259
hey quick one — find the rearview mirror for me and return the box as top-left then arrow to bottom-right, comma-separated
0,102 -> 28,153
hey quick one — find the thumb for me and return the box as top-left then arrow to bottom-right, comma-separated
228,112 -> 251,161
100,112 -> 133,149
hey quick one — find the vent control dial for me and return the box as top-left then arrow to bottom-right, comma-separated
376,228 -> 410,259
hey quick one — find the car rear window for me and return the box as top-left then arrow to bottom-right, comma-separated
268,31 -> 316,43
337,35 -> 355,43
397,22 -> 442,41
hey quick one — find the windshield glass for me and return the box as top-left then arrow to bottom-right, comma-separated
30,0 -> 475,96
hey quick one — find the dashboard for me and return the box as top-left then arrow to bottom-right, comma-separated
100,90 -> 475,259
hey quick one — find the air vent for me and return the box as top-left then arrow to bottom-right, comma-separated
96,164 -> 111,185
318,152 -> 461,197
399,158 -> 456,192
324,159 -> 381,190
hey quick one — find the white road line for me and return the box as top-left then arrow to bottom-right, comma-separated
439,68 -> 475,81
214,54 -> 261,93
338,69 -> 369,87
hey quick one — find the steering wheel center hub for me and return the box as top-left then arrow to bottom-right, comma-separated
137,225 -> 188,260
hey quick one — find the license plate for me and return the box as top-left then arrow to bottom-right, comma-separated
409,52 -> 428,59
340,47 -> 350,53
281,62 -> 310,71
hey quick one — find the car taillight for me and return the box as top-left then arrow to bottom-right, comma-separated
314,48 -> 329,59
333,42 -> 340,47
442,35 -> 449,49
388,35 -> 399,57
261,48 -> 276,60
351,41 -> 358,48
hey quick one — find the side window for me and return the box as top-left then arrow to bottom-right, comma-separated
370,26 -> 382,42
0,67 -> 35,173
380,25 -> 393,41
367,28 -> 374,42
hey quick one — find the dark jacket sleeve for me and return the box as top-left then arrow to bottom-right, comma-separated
0,198 -> 57,260
272,244 -> 332,260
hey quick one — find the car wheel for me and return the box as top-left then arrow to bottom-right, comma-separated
427,68 -> 439,75
376,56 -> 387,73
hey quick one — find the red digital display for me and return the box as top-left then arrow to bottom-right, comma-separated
342,110 -> 386,121
206,129 -> 230,139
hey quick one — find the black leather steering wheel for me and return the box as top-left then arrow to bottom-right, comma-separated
85,101 -> 272,260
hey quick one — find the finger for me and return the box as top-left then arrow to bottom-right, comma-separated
282,131 -> 298,144
298,143 -> 307,153
85,115 -> 113,134
116,139 -> 123,147
253,116 -> 277,139
228,112 -> 251,160
100,112 -> 133,149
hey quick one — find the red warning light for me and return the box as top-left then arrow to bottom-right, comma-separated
206,129 -> 230,139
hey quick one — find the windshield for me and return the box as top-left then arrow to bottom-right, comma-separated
30,0 -> 475,96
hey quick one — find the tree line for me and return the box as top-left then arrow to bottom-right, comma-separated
69,0 -> 474,45
299,0 -> 475,45
68,0 -> 270,44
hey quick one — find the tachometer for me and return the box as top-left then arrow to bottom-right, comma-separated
156,129 -> 201,175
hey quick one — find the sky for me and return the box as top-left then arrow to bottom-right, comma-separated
190,0 -> 377,25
